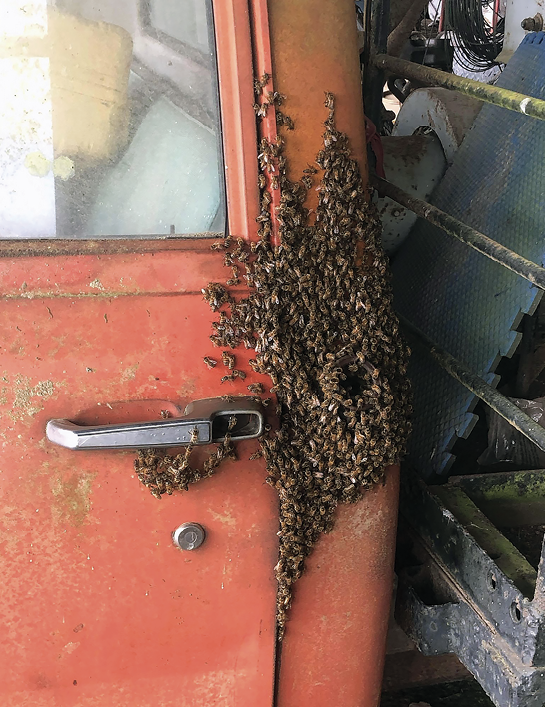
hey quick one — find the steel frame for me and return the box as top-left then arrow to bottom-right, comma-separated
396,469 -> 545,706
363,6 -> 545,704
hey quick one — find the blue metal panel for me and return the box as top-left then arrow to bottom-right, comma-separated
392,33 -> 545,476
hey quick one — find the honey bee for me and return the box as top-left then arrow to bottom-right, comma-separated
276,111 -> 294,130
255,72 -> 271,92
248,359 -> 262,373
222,351 -> 235,369
202,283 -> 231,312
226,266 -> 240,287
247,382 -> 265,395
203,356 -> 217,369
266,91 -> 285,106
227,416 -> 237,431
253,102 -> 268,118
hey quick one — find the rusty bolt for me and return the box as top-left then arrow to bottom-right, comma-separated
521,13 -> 543,31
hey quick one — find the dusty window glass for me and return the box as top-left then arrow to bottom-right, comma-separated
0,0 -> 225,238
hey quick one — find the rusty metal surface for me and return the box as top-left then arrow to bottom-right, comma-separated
277,469 -> 400,707
395,471 -> 545,707
0,286 -> 279,706
0,251 -> 234,299
0,237 -> 223,261
267,0 -> 368,198
0,1 -> 279,704
374,52 -> 545,122
382,651 -> 470,692
264,2 -> 398,705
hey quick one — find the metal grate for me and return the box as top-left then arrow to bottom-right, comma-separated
377,32 -> 545,476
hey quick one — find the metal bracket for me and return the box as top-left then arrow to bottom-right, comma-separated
396,469 -> 545,706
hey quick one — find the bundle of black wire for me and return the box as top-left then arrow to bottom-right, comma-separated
445,0 -> 504,72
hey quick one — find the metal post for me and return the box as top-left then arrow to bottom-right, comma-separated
373,53 -> 545,121
400,315 -> 545,453
373,176 -> 545,289
267,2 -> 399,706
362,0 -> 390,129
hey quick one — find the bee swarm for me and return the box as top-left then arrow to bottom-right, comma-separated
135,91 -> 411,639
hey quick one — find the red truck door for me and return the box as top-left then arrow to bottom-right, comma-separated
0,1 -> 279,705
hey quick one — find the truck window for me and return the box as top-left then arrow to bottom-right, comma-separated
0,0 -> 224,238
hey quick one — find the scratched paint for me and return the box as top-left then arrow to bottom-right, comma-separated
88,278 -> 105,290
8,375 -> 55,421
0,288 -> 279,705
208,505 -> 237,528
50,472 -> 97,527
120,363 -> 140,382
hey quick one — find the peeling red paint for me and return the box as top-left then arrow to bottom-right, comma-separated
0,251 -> 231,299
0,288 -> 279,705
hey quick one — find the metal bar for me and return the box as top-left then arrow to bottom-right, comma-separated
362,0 -> 390,129
397,588 -> 545,707
400,315 -> 545,453
373,176 -> 545,289
373,53 -> 545,121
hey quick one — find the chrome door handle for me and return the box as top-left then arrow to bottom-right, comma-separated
46,397 -> 264,450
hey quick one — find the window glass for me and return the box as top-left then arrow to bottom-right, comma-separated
148,0 -> 210,53
0,0 -> 224,238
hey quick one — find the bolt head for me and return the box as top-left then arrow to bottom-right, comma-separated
521,14 -> 543,31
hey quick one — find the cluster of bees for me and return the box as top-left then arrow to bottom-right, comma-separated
135,87 -> 412,638
134,420 -> 237,500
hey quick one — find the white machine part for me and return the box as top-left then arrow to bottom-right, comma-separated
379,132 -> 446,254
380,87 -> 482,254
393,87 -> 482,163
497,0 -> 544,62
